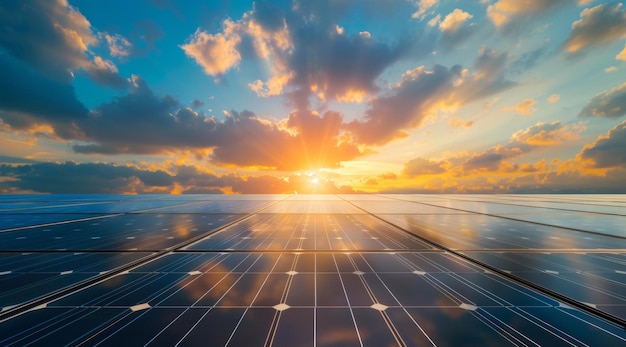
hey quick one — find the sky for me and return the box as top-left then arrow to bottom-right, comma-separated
1,0 -> 626,194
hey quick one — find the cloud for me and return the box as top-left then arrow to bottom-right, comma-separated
510,98 -> 537,115
437,9 -> 477,48
180,21 -> 242,76
0,162 -> 358,194
346,64 -> 463,145
0,54 -> 88,135
210,110 -> 362,170
181,2 -> 423,108
548,94 -> 560,103
461,121 -> 583,172
510,121 -> 584,146
0,0 -> 126,87
462,145 -> 523,171
83,56 -> 129,89
102,33 -> 132,57
448,117 -> 474,128
439,9 -> 473,33
453,46 -> 515,103
403,157 -> 448,176
579,120 -> 626,168
0,161 -> 174,194
486,0 -> 567,30
284,18 -> 417,108
347,46 -> 514,146
68,76 -> 361,170
510,47 -> 546,74
617,44 -> 626,61
578,82 -> 626,118
562,3 -> 626,54
412,0 -> 438,20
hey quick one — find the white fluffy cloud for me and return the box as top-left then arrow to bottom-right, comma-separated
439,9 -> 473,33
180,21 -> 242,76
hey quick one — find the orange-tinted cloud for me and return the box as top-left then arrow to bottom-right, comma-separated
511,98 -> 537,115
578,82 -> 626,118
348,46 -> 514,146
448,116 -> 473,128
562,3 -> 626,54
579,120 -> 626,168
181,22 -> 242,76
181,1 -> 421,109
439,9 -> 473,33
510,121 -> 584,146
487,0 -> 567,30
0,0 -> 126,88
617,44 -> 626,61
210,110 -> 362,170
548,94 -> 560,103
412,0 -> 438,20
0,161 -> 358,194
403,157 -> 448,176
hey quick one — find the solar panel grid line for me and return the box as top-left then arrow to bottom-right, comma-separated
413,195 -> 626,217
1,194 -> 626,346
0,196 -> 291,322
0,214 -> 122,234
382,195 -> 626,241
331,253 -> 365,346
557,306 -> 626,342
341,254 -> 409,346
337,195 -> 626,330
265,251 -> 302,346
154,254 -> 262,345
471,308 -> 547,346
507,306 -> 589,346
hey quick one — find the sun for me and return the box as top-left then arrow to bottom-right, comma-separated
311,177 -> 319,185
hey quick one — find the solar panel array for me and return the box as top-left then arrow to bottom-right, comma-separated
0,194 -> 625,346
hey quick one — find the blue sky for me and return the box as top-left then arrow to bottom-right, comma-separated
1,0 -> 626,194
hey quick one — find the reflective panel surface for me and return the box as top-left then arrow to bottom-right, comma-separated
0,194 -> 625,346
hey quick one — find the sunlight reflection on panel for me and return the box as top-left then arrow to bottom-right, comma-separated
0,194 -> 625,346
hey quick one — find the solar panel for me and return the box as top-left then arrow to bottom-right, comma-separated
0,194 -> 625,346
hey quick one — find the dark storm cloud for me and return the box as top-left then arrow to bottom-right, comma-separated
580,120 -> 626,168
562,3 -> 626,54
578,82 -> 626,118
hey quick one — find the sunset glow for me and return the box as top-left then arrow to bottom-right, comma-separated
1,0 -> 625,194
